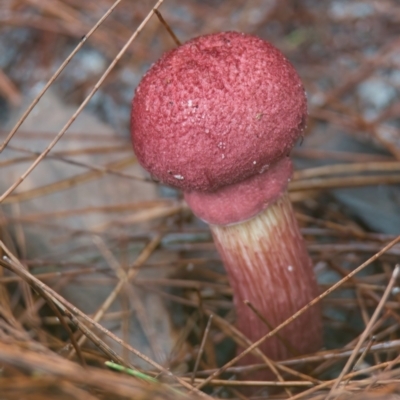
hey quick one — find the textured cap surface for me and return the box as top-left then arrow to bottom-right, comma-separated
131,31 -> 306,192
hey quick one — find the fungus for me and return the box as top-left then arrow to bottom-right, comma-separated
131,31 -> 322,369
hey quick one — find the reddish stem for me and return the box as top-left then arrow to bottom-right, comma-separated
211,192 -> 322,368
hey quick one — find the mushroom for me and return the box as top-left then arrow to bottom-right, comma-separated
131,32 -> 322,367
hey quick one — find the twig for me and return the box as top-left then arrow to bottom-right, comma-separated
286,360 -> 399,400
154,9 -> 181,46
0,68 -> 21,106
351,336 -> 376,373
294,161 -> 400,180
191,314 -> 213,384
290,174 -> 400,192
1,157 -> 138,204
327,264 -> 400,398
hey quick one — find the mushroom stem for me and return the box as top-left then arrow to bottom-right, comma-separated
210,191 -> 322,365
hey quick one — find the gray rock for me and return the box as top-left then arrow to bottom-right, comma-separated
0,89 -> 179,368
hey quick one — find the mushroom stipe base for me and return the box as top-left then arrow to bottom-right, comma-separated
211,192 -> 322,368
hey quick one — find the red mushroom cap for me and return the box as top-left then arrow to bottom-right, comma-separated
131,31 -> 307,194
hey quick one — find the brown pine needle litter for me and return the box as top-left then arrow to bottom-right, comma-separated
1,1 -> 400,399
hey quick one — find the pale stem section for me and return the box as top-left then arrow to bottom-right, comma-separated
211,192 -> 322,365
